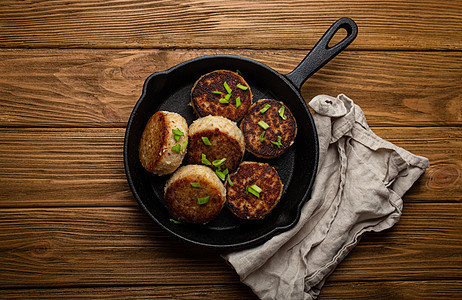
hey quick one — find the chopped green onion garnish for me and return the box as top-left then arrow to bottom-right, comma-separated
172,128 -> 184,136
219,98 -> 229,104
223,82 -> 232,94
171,144 -> 181,153
201,153 -> 212,166
212,158 -> 227,168
236,83 -> 248,90
257,120 -> 270,130
278,106 -> 287,120
235,96 -> 241,108
201,136 -> 212,146
271,141 -> 282,148
222,168 -> 229,176
259,130 -> 266,142
250,184 -> 262,193
247,185 -> 260,198
227,174 -> 234,186
236,69 -> 242,75
215,169 -> 226,181
172,128 -> 183,142
190,182 -> 201,187
225,93 -> 231,100
259,104 -> 271,113
169,218 -> 181,224
271,165 -> 280,170
212,91 -> 223,95
182,139 -> 188,152
197,196 -> 210,205
270,136 -> 283,148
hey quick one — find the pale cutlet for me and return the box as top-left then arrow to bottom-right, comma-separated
226,161 -> 283,220
241,99 -> 297,159
191,70 -> 252,122
138,111 -> 188,176
164,165 -> 226,224
186,115 -> 245,174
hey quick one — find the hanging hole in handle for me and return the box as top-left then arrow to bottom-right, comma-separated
327,27 -> 348,49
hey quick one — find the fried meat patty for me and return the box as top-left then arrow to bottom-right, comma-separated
226,161 -> 283,220
191,70 -> 252,122
164,165 -> 226,224
186,115 -> 245,174
139,111 -> 188,175
241,99 -> 297,159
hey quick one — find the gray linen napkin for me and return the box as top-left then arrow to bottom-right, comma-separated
222,94 -> 430,300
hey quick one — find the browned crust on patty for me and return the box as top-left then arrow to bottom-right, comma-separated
226,161 -> 283,220
241,99 -> 297,159
186,128 -> 244,173
138,111 -> 188,175
191,70 -> 252,122
164,166 -> 226,224
139,111 -> 167,172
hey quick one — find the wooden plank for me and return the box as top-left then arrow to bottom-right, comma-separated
0,207 -> 237,288
373,127 -> 462,202
0,280 -> 460,299
0,128 -> 135,207
0,127 -> 460,208
330,202 -> 462,281
0,284 -> 257,300
0,49 -> 460,127
0,1 -> 460,50
320,280 -> 462,299
0,204 -> 460,288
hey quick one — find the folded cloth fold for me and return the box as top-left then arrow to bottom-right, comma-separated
222,94 -> 430,300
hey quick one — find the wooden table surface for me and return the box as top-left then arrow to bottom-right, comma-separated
0,1 -> 461,299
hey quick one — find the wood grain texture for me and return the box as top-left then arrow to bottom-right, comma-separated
0,1 -> 460,298
331,203 -> 462,281
0,284 -> 258,300
0,204 -> 460,288
1,281 -> 461,299
0,128 -> 134,207
0,0 -> 461,50
0,127 -> 460,208
320,280 -> 462,299
0,49 -> 460,127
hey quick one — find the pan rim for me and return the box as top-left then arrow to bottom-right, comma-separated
124,54 -> 318,250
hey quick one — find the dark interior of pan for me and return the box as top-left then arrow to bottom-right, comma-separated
124,18 -> 357,250
124,55 -> 318,250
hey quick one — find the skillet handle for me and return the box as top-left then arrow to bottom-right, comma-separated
285,17 -> 358,90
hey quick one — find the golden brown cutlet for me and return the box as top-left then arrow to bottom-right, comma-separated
186,116 -> 245,174
138,111 -> 188,175
164,165 -> 226,224
240,99 -> 297,159
191,70 -> 252,122
226,162 -> 283,220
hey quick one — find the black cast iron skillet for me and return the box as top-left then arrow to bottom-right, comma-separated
124,17 -> 357,250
